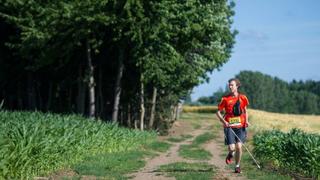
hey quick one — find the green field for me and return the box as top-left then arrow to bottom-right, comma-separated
0,111 -> 156,179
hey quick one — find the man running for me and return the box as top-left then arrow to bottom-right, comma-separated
216,78 -> 249,173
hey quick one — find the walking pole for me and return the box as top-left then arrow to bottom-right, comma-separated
229,128 -> 261,169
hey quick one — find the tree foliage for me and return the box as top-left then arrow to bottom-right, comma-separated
0,0 -> 236,130
235,71 -> 320,114
200,71 -> 320,114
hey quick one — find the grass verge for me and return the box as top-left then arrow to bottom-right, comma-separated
178,132 -> 215,160
64,140 -> 171,179
144,141 -> 171,153
72,151 -> 146,179
179,145 -> 212,160
59,141 -> 170,179
167,134 -> 193,143
192,132 -> 216,146
235,153 -> 292,180
158,162 -> 216,180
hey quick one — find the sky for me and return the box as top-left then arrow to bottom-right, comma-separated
191,0 -> 320,100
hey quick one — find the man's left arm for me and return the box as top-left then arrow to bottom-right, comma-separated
244,107 -> 250,127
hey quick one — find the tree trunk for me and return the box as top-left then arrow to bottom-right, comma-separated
77,63 -> 86,115
127,104 -> 131,127
171,105 -> 176,121
98,66 -> 104,118
140,80 -> 145,131
175,102 -> 182,121
95,66 -> 103,118
134,118 -> 138,129
112,48 -> 124,123
86,40 -> 95,118
148,87 -> 157,129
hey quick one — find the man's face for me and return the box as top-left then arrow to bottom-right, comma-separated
228,80 -> 238,93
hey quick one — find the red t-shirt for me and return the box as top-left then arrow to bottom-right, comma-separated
218,93 -> 249,128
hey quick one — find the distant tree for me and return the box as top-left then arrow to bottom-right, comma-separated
183,94 -> 193,105
212,87 -> 226,104
235,70 -> 320,115
197,96 -> 213,105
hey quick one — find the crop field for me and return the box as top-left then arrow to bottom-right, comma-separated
0,111 -> 155,179
248,109 -> 320,134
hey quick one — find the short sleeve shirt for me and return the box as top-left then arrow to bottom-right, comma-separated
218,93 -> 249,128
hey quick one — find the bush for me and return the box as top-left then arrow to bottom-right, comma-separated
253,129 -> 320,178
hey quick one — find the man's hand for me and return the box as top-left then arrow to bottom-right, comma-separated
224,121 -> 229,127
245,121 -> 250,128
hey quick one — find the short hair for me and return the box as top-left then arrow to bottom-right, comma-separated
228,78 -> 241,88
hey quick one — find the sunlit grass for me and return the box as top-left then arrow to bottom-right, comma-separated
248,109 -> 320,134
144,141 -> 171,153
181,106 -> 320,134
178,132 -> 215,160
182,105 -> 218,113
192,132 -> 216,146
235,153 -> 292,180
0,111 -> 155,179
73,151 -> 146,179
167,134 -> 193,143
179,145 -> 212,160
158,162 -> 216,180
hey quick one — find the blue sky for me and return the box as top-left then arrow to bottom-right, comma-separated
191,0 -> 320,100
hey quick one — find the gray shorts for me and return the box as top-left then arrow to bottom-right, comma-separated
224,127 -> 246,145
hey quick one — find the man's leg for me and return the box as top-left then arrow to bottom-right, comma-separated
235,142 -> 242,165
234,127 -> 246,173
228,144 -> 236,154
225,128 -> 236,164
225,144 -> 235,164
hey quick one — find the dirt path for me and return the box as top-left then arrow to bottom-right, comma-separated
129,126 -> 207,180
203,129 -> 246,180
129,118 -> 248,180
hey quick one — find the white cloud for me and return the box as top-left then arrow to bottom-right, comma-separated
238,30 -> 269,42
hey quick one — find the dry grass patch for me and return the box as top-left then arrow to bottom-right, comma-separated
182,105 -> 218,113
249,109 -> 320,134
181,106 -> 320,134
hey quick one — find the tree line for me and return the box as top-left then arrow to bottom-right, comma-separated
196,71 -> 320,115
0,0 -> 236,131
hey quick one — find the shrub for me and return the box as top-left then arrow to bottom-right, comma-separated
253,129 -> 320,178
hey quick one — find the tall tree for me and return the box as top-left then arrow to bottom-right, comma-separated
1,0 -> 237,130
1,0 -> 116,117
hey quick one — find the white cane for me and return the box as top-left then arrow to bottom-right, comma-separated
229,127 -> 261,169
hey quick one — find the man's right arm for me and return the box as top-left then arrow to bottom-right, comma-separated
216,110 -> 228,127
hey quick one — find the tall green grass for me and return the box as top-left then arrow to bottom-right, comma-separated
0,111 -> 156,179
253,129 -> 320,179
